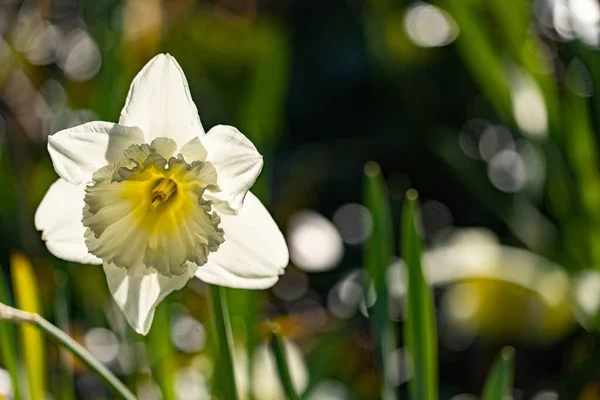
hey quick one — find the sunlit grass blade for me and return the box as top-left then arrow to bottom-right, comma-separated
209,285 -> 240,400
0,302 -> 135,400
481,347 -> 515,400
402,190 -> 437,400
146,301 -> 176,400
269,323 -> 300,400
363,161 -> 397,400
11,253 -> 45,400
0,265 -> 22,400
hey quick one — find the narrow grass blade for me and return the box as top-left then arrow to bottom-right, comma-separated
0,302 -> 135,400
54,269 -> 75,400
146,301 -> 176,400
269,323 -> 300,400
402,190 -> 437,400
481,347 -> 515,400
11,253 -> 45,400
226,289 -> 260,400
0,266 -> 21,400
209,285 -> 240,400
363,162 -> 396,400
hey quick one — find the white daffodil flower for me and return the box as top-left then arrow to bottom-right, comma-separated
35,54 -> 289,335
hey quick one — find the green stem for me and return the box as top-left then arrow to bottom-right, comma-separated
0,303 -> 135,400
209,285 -> 240,400
269,324 -> 300,400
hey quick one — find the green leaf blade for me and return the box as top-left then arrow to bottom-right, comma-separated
363,162 -> 397,400
209,285 -> 240,400
269,324 -> 300,400
146,301 -> 176,400
402,190 -> 438,400
482,347 -> 515,400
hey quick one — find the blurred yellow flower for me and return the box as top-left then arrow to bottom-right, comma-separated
429,229 -> 573,343
388,229 -> 574,343
35,54 -> 289,335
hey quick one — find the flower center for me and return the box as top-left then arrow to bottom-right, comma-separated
82,137 -> 225,277
151,178 -> 177,208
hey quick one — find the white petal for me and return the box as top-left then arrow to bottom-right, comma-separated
203,125 -> 263,214
179,137 -> 207,163
48,121 -> 144,185
196,265 -> 279,289
104,262 -> 197,335
195,192 -> 288,289
34,179 -> 102,264
119,54 -> 205,146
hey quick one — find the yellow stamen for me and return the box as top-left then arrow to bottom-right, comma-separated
151,178 -> 177,208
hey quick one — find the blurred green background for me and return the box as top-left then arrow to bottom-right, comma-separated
2,0 -> 600,399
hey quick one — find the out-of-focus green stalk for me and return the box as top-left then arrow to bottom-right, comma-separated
402,190 -> 438,400
0,267 -> 21,400
226,289 -> 259,400
269,324 -> 300,400
239,18 -> 289,147
563,92 -> 600,267
481,347 -> 515,400
240,18 -> 289,199
363,161 -> 396,400
147,301 -> 176,400
485,0 -> 561,135
444,0 -> 513,123
209,285 -> 240,400
237,20 -> 289,399
0,302 -> 136,400
54,269 -> 75,400
11,253 -> 45,400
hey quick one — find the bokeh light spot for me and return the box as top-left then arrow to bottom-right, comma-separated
171,314 -> 206,353
332,203 -> 373,245
84,327 -> 119,365
488,149 -> 528,192
421,200 -> 453,239
307,380 -> 350,400
57,29 -> 101,81
532,390 -> 559,400
174,367 -> 209,400
404,2 -> 459,47
512,74 -> 548,138
272,267 -> 309,302
288,210 -> 344,272
478,125 -> 514,161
